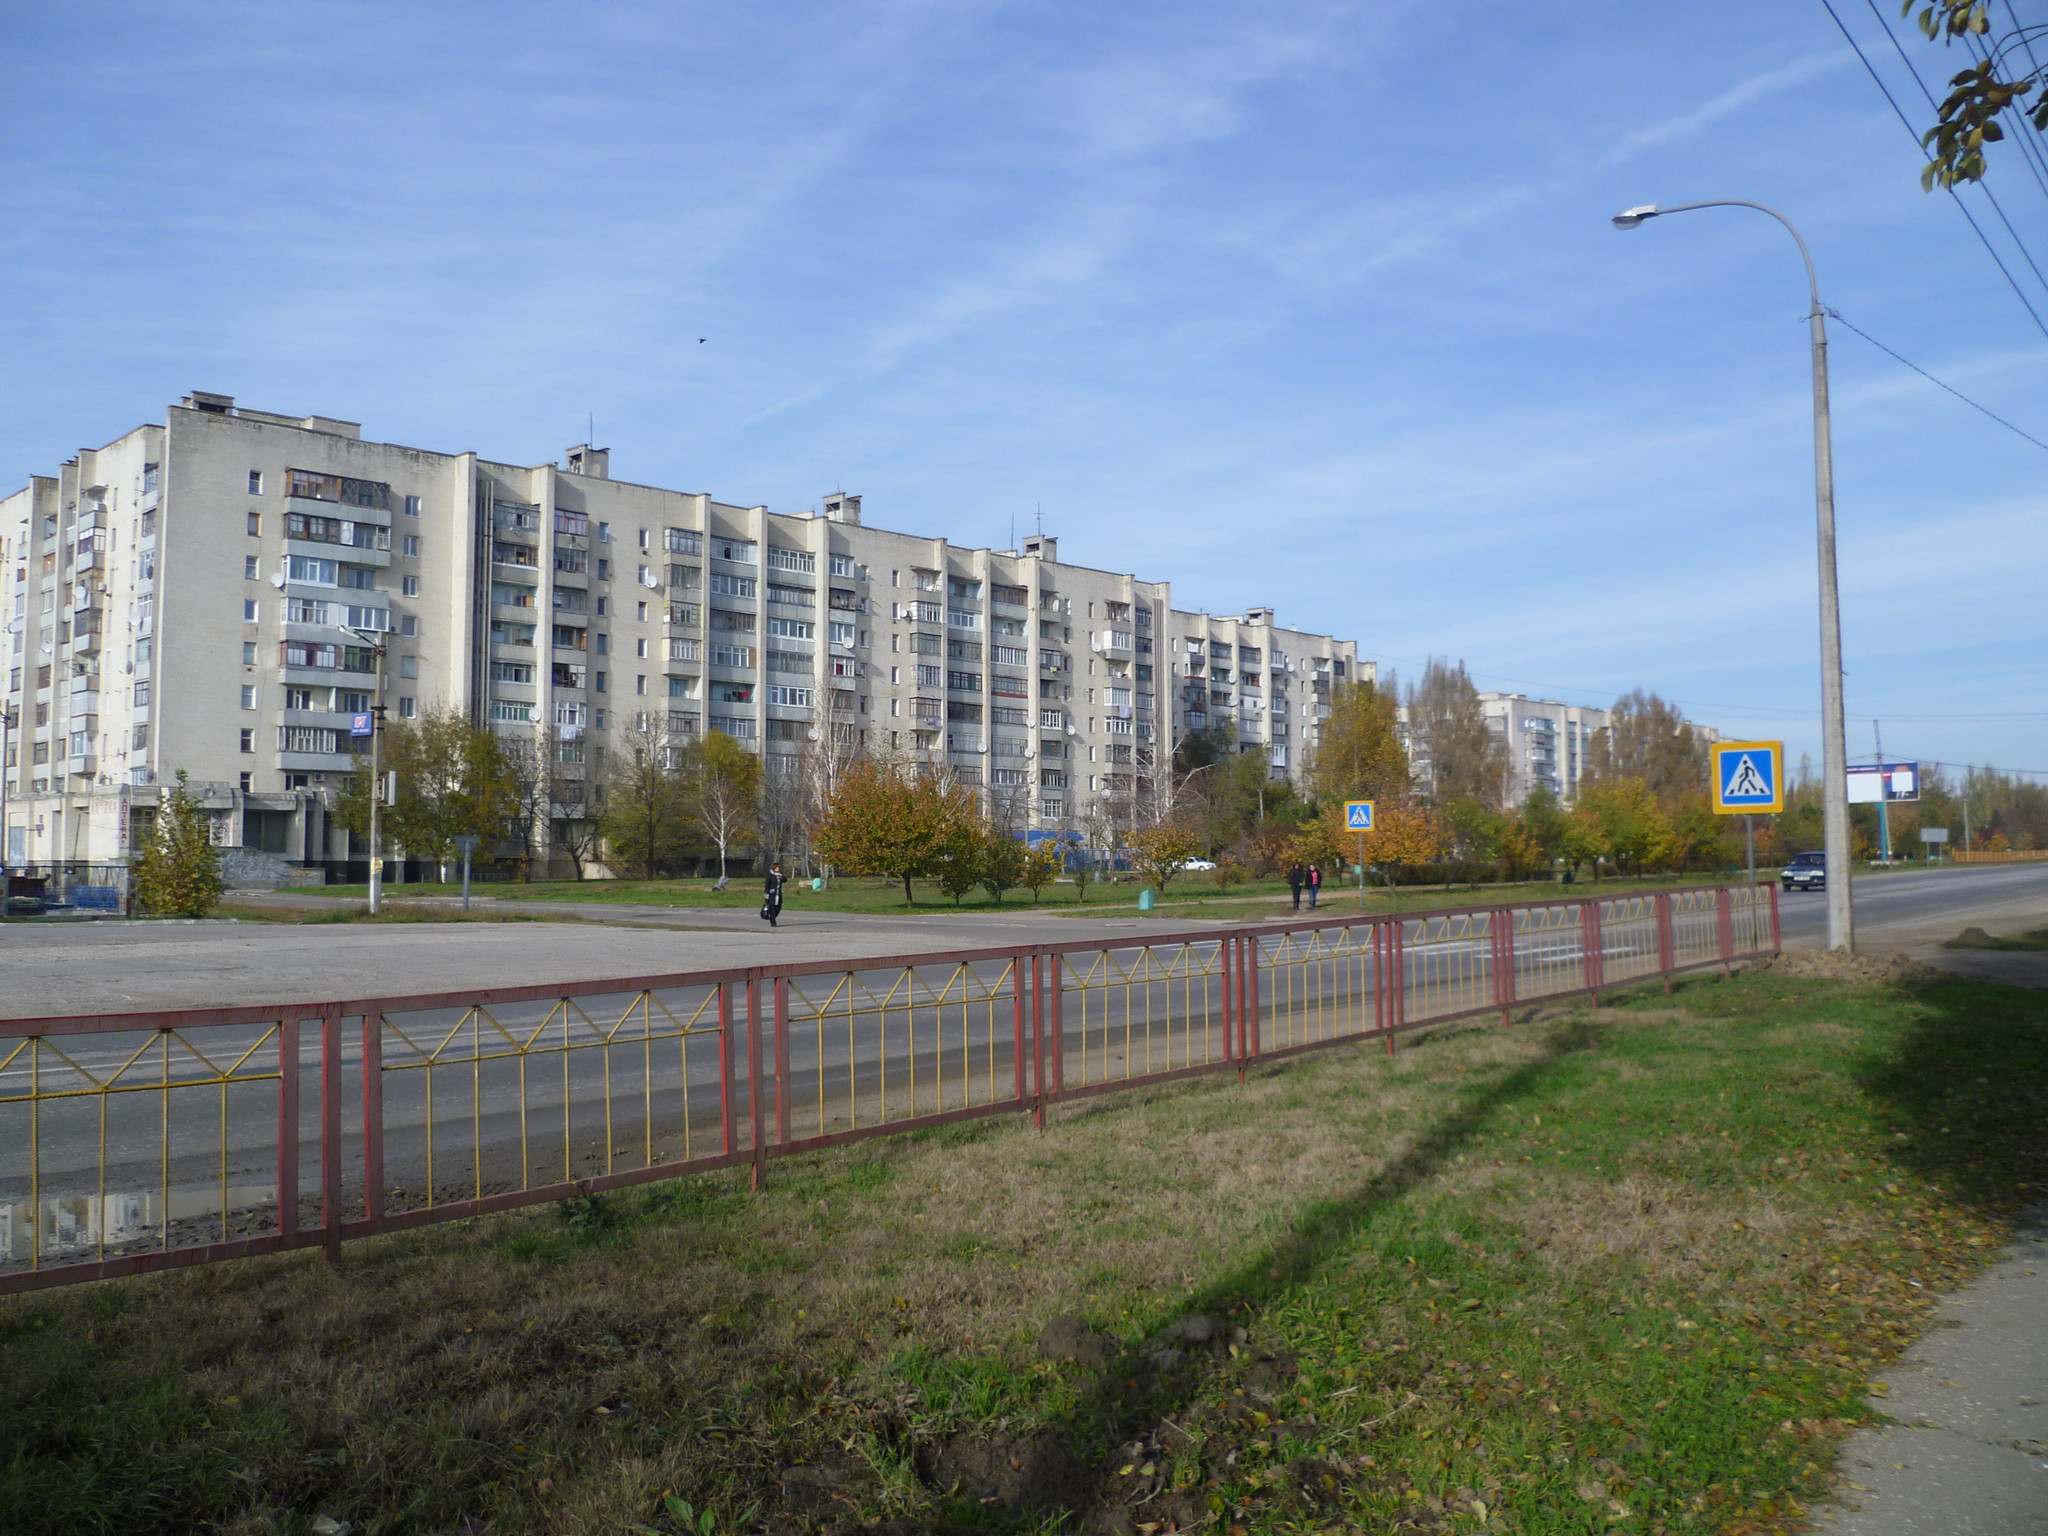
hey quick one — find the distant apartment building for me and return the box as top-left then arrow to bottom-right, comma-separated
1479,694 -> 1610,804
2,393 -> 1365,885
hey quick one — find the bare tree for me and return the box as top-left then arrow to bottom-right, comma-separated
1406,658 -> 1504,809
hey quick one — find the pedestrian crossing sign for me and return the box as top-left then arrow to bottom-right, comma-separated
1710,741 -> 1783,814
1344,800 -> 1376,830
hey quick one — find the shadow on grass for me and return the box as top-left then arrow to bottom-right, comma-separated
1862,974 -> 2048,1212
1032,1015 -> 1607,1504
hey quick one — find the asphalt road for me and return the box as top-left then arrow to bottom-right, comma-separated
7,864 -> 2044,1272
1775,861 -> 2048,954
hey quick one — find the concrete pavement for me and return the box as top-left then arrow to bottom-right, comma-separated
1817,1208 -> 2048,1534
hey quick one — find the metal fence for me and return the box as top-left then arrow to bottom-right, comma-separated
0,882 -> 1778,1294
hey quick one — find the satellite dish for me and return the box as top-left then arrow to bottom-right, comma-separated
806,729 -> 820,741
269,572 -> 287,589
1023,747 -> 1035,760
977,743 -> 988,754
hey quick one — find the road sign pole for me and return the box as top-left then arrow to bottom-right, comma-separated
462,845 -> 472,911
1873,722 -> 1892,866
1744,815 -> 1754,883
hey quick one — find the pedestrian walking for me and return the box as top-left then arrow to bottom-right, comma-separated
1307,863 -> 1322,909
761,862 -> 786,928
1286,863 -> 1306,910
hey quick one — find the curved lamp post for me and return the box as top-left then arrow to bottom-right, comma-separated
1612,201 -> 1853,953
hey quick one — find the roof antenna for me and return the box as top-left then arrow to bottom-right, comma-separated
588,411 -> 594,446
1036,503 -> 1043,537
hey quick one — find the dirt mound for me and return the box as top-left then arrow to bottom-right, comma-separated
1765,949 -> 1935,984
1946,927 -> 2002,949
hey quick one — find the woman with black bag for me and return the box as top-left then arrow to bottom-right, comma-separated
760,862 -> 786,928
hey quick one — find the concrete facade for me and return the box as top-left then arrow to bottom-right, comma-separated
3,396 -> 1365,886
1479,693 -> 1611,805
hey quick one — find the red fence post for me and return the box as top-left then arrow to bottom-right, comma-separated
1229,936 -> 1247,1083
746,976 -> 765,1189
1236,933 -> 1253,1064
717,982 -> 735,1158
773,976 -> 790,1148
1581,900 -> 1604,1002
1049,951 -> 1065,1103
320,1007 -> 343,1263
276,1016 -> 299,1242
1494,913 -> 1515,1026
1655,893 -> 1675,995
1012,950 -> 1028,1107
361,1010 -> 384,1227
1031,953 -> 1047,1130
1386,921 -> 1405,1054
1716,887 -> 1735,978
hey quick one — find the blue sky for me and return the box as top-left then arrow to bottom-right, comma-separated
3,0 -> 2044,780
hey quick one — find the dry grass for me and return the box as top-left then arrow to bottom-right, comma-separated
4,966 -> 2044,1536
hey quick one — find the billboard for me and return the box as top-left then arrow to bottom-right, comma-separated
1846,762 -> 1918,803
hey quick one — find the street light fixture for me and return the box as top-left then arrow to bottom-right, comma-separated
346,626 -> 389,916
1611,199 -> 1854,953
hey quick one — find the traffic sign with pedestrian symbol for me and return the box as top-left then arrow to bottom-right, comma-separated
1709,741 -> 1783,814
1344,800 -> 1376,830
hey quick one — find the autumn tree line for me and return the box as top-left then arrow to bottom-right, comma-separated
132,672 -> 2037,915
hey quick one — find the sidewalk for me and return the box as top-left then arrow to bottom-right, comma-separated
1815,1207 -> 2048,1533
1812,939 -> 2048,1533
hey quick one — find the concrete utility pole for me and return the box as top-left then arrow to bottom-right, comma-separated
1612,200 -> 1855,952
350,628 -> 389,915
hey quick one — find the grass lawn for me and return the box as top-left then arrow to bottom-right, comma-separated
276,869 -> 1755,923
4,965 -> 2041,1535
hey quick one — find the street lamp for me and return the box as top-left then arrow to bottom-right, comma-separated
347,627 -> 389,915
1612,200 -> 1854,953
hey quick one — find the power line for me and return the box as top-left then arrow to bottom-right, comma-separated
1857,0 -> 2048,302
1824,305 -> 2048,451
1820,0 -> 2048,338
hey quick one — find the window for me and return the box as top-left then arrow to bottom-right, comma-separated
908,631 -> 942,656
245,555 -> 260,580
552,587 -> 587,613
709,573 -> 756,598
489,660 -> 534,683
710,643 -> 755,668
490,700 -> 534,723
398,655 -> 418,679
494,501 -> 540,532
766,547 -> 815,573
243,599 -> 259,622
712,537 -> 757,564
766,584 -> 813,607
240,685 -> 258,709
404,495 -> 422,517
710,609 -> 755,633
665,528 -> 701,555
667,602 -> 700,626
668,676 -> 696,698
826,620 -> 855,647
284,687 -> 313,710
240,729 -> 255,753
947,701 -> 982,722
596,521 -> 611,543
633,674 -> 644,695
555,546 -> 589,574
552,624 -> 587,650
595,633 -> 610,655
594,672 -> 607,692
339,567 -> 376,590
829,553 -> 856,578
242,641 -> 258,665
247,512 -> 262,536
992,706 -> 1029,725
992,769 -> 1029,788
993,645 -> 1028,666
947,576 -> 982,601
554,509 -> 588,536
401,576 -> 419,597
767,684 -> 814,707
712,682 -> 754,704
491,621 -> 536,647
990,582 -> 1027,606
947,670 -> 980,692
402,535 -> 420,557
287,554 -> 337,585
669,564 -> 702,589
948,638 -> 983,662
634,637 -> 647,659
338,690 -> 371,713
248,471 -> 264,495
287,469 -> 391,509
669,638 -> 700,661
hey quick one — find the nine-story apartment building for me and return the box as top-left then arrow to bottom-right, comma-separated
2,394 -> 1366,885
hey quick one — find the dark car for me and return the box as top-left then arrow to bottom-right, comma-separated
1781,850 -> 1826,892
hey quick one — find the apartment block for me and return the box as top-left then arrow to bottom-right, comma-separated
1479,693 -> 1610,804
2,395 -> 1364,885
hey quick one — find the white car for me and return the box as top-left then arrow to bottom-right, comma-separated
1175,858 -> 1218,871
